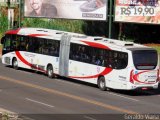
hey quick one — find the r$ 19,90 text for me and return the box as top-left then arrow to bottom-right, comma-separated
119,6 -> 155,16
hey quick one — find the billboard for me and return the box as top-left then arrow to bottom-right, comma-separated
114,0 -> 160,24
24,0 -> 107,21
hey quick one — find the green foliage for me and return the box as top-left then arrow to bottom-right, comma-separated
120,24 -> 160,44
82,21 -> 108,37
22,18 -> 85,33
152,46 -> 160,54
0,14 -> 8,38
1,14 -> 160,45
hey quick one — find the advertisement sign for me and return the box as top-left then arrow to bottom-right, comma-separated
115,0 -> 160,24
24,0 -> 107,21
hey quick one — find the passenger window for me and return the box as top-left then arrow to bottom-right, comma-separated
69,43 -> 128,69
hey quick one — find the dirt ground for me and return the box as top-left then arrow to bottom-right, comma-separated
144,44 -> 160,46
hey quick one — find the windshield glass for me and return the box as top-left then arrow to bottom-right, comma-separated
133,50 -> 158,70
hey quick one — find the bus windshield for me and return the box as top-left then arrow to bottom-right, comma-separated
132,50 -> 158,70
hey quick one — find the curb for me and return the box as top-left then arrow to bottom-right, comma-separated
0,108 -> 14,113
0,108 -> 18,120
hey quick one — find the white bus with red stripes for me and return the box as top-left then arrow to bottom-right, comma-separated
1,28 -> 159,90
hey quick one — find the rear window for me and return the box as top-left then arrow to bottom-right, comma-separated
133,50 -> 158,70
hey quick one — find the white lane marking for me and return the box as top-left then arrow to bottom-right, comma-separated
26,98 -> 55,108
84,116 -> 97,120
108,92 -> 139,102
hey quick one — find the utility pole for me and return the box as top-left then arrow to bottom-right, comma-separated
108,0 -> 113,38
7,0 -> 11,29
18,0 -> 21,28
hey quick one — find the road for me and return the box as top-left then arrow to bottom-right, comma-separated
0,61 -> 160,120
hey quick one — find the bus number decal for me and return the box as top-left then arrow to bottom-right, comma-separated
15,51 -> 45,72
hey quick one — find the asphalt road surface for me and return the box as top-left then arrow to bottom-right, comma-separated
0,60 -> 160,120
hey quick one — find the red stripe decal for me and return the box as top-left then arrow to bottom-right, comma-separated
28,34 -> 48,37
81,40 -> 111,50
5,28 -> 21,35
133,70 -> 156,84
69,67 -> 112,79
15,51 -> 46,72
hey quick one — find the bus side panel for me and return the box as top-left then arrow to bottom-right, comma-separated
37,54 -> 59,74
69,60 -> 103,84
17,51 -> 35,69
2,52 -> 16,66
6,51 -> 60,73
105,69 -> 128,90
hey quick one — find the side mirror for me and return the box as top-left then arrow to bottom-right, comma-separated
1,36 -> 5,44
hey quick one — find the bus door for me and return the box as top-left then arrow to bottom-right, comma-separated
59,34 -> 71,77
106,51 -> 128,89
23,37 -> 38,70
1,35 -> 12,55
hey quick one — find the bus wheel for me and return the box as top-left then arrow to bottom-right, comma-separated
12,58 -> 18,70
98,77 -> 106,91
47,65 -> 54,78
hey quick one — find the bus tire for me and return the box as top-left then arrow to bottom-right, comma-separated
47,65 -> 54,78
98,77 -> 106,91
12,58 -> 18,70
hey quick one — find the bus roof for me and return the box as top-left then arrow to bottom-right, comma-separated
5,28 -> 152,51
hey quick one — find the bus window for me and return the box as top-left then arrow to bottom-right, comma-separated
116,53 -> 128,69
3,36 -> 11,51
94,50 -> 104,66
1,35 -> 19,54
133,50 -> 158,70
69,43 -> 128,69
70,44 -> 90,63
27,37 -> 36,52
47,39 -> 60,57
18,36 -> 27,51
102,51 -> 128,69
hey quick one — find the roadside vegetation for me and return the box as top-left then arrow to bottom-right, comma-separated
0,14 -> 8,38
0,12 -> 159,55
152,46 -> 160,54
22,18 -> 85,34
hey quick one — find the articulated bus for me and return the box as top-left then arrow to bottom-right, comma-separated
0,28 -> 159,90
